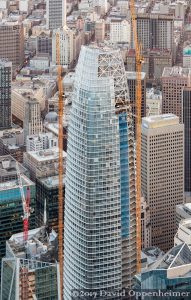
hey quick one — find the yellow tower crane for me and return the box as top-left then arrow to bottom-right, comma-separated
129,0 -> 143,274
56,32 -> 64,299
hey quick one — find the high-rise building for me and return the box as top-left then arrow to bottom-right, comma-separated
36,32 -> 52,57
141,196 -> 151,250
52,27 -> 74,67
126,71 -> 146,137
141,114 -> 184,252
131,13 -> 174,52
0,21 -> 24,72
0,60 -> 12,129
64,46 -> 136,298
0,155 -> 35,264
36,175 -> 65,232
23,99 -> 43,140
46,0 -> 65,30
183,87 -> 191,193
162,67 -> 191,123
1,226 -> 60,299
110,19 -> 130,44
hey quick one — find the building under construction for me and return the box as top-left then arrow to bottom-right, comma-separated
1,226 -> 60,300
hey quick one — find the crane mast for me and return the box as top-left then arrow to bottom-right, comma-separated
129,0 -> 143,274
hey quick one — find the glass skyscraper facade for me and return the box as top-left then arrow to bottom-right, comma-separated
63,46 -> 136,299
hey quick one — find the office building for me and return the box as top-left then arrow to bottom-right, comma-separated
141,243 -> 191,299
174,219 -> 191,248
183,87 -> 191,193
36,32 -> 52,57
52,27 -> 74,67
0,21 -> 24,71
127,49 -> 173,82
0,60 -> 11,129
162,67 -> 191,123
36,175 -> 65,232
0,129 -> 25,163
126,71 -> 146,137
26,132 -> 57,152
141,115 -> 184,252
110,19 -> 130,44
95,20 -> 105,43
23,147 -> 66,181
132,13 -> 174,52
23,99 -> 43,140
176,203 -> 191,227
141,196 -> 151,250
64,46 -> 136,298
0,156 -> 35,264
1,227 -> 60,299
46,0 -> 65,30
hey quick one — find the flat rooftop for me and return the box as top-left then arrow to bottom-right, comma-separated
39,175 -> 65,188
27,148 -> 67,162
0,155 -> 27,180
0,174 -> 33,192
142,114 -> 179,129
162,66 -> 191,77
126,71 -> 146,80
8,226 -> 58,263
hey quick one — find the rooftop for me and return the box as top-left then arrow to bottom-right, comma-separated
39,175 -> 65,188
0,155 -> 27,180
162,66 -> 191,77
126,71 -> 146,80
7,226 -> 58,263
0,174 -> 33,192
142,114 -> 179,129
26,148 -> 67,162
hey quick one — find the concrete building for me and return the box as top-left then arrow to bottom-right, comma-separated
30,56 -> 49,70
126,71 -> 146,137
1,227 -> 60,299
146,88 -> 162,117
132,13 -> 174,52
183,87 -> 191,193
110,19 -> 130,44
0,60 -> 12,130
0,156 -> 35,266
36,32 -> 52,57
127,49 -> 173,82
23,99 -> 43,140
52,27 -> 74,67
23,147 -> 66,181
95,19 -> 105,43
174,219 -> 191,248
141,114 -> 184,252
141,196 -> 151,250
176,203 -> 191,227
46,0 -> 65,30
26,132 -> 57,152
0,21 -> 24,72
0,129 -> 25,163
19,0 -> 30,14
64,46 -> 136,297
162,67 -> 191,123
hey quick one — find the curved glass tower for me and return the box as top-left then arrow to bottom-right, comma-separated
64,46 -> 136,299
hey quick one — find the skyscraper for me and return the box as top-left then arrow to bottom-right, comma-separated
64,46 -> 136,298
183,87 -> 191,193
0,60 -> 11,129
46,0 -> 66,30
131,14 -> 174,52
162,66 -> 191,123
141,114 -> 184,252
0,21 -> 24,72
